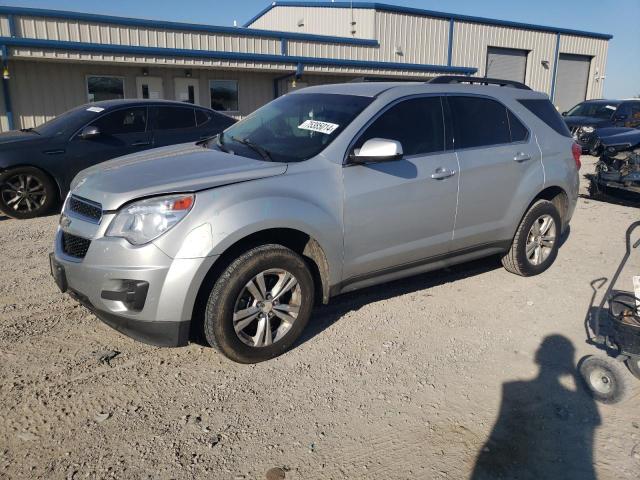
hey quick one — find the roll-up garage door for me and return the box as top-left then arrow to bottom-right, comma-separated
485,47 -> 528,83
554,54 -> 591,112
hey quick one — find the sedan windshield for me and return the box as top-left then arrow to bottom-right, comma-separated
216,93 -> 373,162
32,105 -> 104,137
566,102 -> 619,119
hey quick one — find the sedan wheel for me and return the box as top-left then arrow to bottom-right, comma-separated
0,167 -> 57,219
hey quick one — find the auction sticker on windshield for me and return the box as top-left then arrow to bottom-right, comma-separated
86,106 -> 105,113
298,120 -> 339,135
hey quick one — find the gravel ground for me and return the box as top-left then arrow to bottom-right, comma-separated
1,156 -> 639,480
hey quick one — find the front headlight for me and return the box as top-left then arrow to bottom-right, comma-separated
106,194 -> 195,245
581,126 -> 595,133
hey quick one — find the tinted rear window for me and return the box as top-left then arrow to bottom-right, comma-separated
507,110 -> 529,142
518,99 -> 572,137
153,106 -> 196,130
448,96 -> 511,149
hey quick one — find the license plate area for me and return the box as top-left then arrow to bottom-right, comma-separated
49,253 -> 68,293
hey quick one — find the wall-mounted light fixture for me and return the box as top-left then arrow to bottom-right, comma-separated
185,69 -> 192,78
142,68 -> 149,76
541,60 -> 550,69
2,66 -> 9,80
395,46 -> 404,56
297,18 -> 304,27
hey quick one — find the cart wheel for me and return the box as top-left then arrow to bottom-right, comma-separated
579,355 -> 630,404
626,357 -> 640,380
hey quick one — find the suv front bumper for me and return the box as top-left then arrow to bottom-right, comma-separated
50,227 -> 217,347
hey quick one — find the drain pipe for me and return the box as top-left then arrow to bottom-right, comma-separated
272,62 -> 304,99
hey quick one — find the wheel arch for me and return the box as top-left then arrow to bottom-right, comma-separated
190,227 -> 332,339
529,185 -> 570,231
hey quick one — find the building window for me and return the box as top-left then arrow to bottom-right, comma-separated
87,76 -> 125,102
210,80 -> 239,112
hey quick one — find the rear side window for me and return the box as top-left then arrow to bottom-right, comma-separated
195,109 -> 212,126
518,99 -> 572,137
153,106 -> 196,130
507,110 -> 529,142
354,96 -> 445,156
448,96 -> 511,149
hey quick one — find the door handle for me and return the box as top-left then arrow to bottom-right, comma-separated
513,152 -> 532,162
131,141 -> 151,147
431,168 -> 456,180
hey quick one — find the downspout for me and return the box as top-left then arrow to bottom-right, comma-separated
273,62 -> 304,99
549,33 -> 561,104
447,18 -> 454,67
1,45 -> 14,130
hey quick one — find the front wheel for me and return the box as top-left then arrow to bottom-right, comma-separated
579,355 -> 630,404
501,199 -> 561,276
0,167 -> 57,219
204,244 -> 315,363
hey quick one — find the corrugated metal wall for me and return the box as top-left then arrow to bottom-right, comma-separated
250,6 -> 376,39
7,60 -> 277,129
453,21 -> 557,94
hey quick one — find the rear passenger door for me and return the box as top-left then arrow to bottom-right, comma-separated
150,105 -> 199,148
342,96 -> 459,281
447,95 -> 543,251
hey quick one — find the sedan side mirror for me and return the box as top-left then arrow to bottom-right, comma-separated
80,126 -> 100,140
351,138 -> 403,164
561,111 -> 568,116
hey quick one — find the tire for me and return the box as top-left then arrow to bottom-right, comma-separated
0,166 -> 58,219
579,355 -> 630,404
501,199 -> 561,276
626,356 -> 640,380
203,244 -> 315,363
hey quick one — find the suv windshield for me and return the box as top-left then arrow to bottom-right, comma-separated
566,102 -> 619,119
216,93 -> 373,162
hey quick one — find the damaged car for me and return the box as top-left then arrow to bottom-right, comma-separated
589,127 -> 640,198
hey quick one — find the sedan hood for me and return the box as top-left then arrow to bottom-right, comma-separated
0,129 -> 44,145
72,142 -> 287,210
598,128 -> 640,148
564,116 -> 610,128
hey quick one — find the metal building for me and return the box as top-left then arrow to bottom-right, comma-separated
0,1 -> 611,132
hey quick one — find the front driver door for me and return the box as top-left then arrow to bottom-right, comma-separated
65,106 -> 151,187
342,96 -> 459,283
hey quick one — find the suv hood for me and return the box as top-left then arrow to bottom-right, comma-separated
71,142 -> 288,210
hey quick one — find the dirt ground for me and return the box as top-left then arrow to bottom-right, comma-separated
1,156 -> 639,480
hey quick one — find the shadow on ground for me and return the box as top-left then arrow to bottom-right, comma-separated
470,335 -> 600,480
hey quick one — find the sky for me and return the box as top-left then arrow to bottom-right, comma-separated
5,0 -> 639,99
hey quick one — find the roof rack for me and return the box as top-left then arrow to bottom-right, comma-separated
428,75 -> 532,90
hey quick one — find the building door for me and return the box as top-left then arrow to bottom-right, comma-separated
174,78 -> 200,104
136,76 -> 164,100
554,54 -> 591,112
486,47 -> 528,83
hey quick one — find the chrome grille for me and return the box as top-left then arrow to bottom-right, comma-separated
61,232 -> 91,259
68,195 -> 102,223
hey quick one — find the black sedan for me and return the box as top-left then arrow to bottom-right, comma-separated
0,100 -> 236,219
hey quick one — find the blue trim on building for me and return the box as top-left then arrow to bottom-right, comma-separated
244,1 -> 613,40
0,5 -> 379,47
0,37 -> 477,75
447,19 -> 454,67
550,33 -> 561,103
7,14 -> 16,37
0,45 -> 14,130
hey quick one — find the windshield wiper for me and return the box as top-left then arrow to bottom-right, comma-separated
230,136 -> 273,162
20,127 -> 40,135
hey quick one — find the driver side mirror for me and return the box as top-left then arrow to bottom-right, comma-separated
80,125 -> 100,140
561,111 -> 568,116
350,138 -> 403,164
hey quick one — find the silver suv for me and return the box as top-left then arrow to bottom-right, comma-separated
50,77 -> 580,363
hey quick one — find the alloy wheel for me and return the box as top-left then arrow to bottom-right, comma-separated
0,174 -> 47,213
232,268 -> 301,347
525,214 -> 556,266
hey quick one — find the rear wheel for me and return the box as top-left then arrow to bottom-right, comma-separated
579,355 -> 630,404
203,244 -> 315,363
0,167 -> 57,219
501,199 -> 561,276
